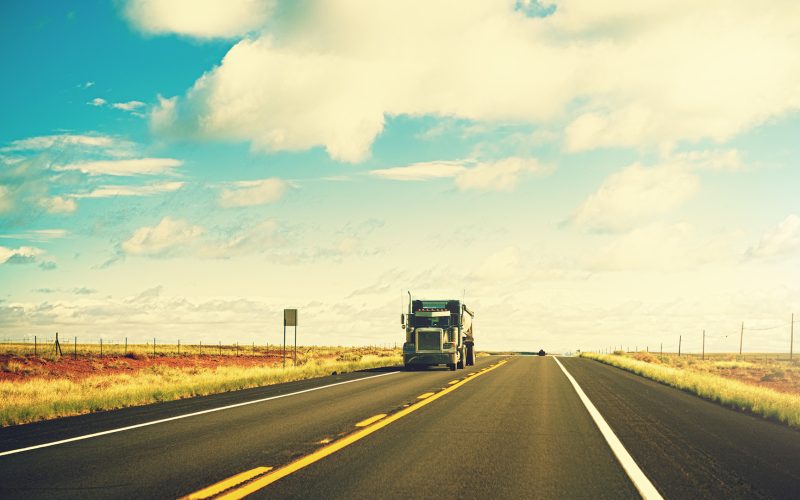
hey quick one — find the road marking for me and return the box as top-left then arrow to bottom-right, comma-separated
447,380 -> 459,385
181,466 -> 272,499
215,360 -> 509,499
0,371 -> 400,458
355,413 -> 387,427
554,357 -> 663,500
417,392 -> 435,399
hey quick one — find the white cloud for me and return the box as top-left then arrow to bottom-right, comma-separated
671,149 -> 743,172
122,217 -> 204,257
2,155 -> 83,221
218,178 -> 286,207
370,157 -> 545,191
0,229 -> 68,241
151,1 -> 800,161
124,0 -> 274,38
112,101 -> 145,111
747,215 -> 800,259
571,162 -> 699,232
120,217 -> 280,259
53,157 -> 182,176
202,219 -> 278,257
369,161 -> 466,181
1,134 -> 169,223
454,157 -> 545,192
40,196 -> 77,214
87,98 -> 146,115
73,181 -> 185,198
0,245 -> 44,265
570,149 -> 745,232
0,134 -> 117,152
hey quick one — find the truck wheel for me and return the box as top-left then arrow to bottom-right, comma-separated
449,363 -> 456,371
467,346 -> 475,366
457,357 -> 464,370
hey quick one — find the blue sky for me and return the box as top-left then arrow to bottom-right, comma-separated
1,0 -> 799,352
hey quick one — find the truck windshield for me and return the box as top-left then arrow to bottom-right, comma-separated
414,316 -> 451,328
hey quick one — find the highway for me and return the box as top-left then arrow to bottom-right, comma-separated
1,356 -> 799,499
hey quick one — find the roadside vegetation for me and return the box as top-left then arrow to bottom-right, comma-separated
0,346 -> 401,427
581,351 -> 800,428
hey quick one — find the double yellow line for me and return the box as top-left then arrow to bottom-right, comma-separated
182,359 -> 508,499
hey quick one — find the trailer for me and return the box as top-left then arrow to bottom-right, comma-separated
401,293 -> 476,371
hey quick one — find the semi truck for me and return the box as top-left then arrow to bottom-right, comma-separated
401,293 -> 475,371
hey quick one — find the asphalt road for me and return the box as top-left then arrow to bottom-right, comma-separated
0,356 -> 798,499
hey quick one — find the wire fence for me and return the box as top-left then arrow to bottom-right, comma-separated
592,314 -> 799,363
0,334 -> 399,361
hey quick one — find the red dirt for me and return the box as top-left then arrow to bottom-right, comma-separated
0,353 -> 290,383
712,368 -> 800,395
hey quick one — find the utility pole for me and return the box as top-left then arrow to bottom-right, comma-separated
702,330 -> 705,360
791,313 -> 794,361
678,335 -> 682,357
739,321 -> 743,356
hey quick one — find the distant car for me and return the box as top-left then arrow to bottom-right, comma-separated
538,349 -> 546,356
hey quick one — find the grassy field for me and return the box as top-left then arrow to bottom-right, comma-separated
1,340 -> 395,359
0,346 -> 401,427
581,351 -> 800,428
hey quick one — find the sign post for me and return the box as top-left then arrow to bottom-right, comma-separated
284,309 -> 298,368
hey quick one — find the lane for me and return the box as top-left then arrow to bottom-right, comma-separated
258,356 -> 640,499
0,370 -> 401,457
0,368 -> 398,453
561,357 -> 800,499
0,357 -> 503,499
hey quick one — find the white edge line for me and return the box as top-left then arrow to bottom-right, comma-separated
553,356 -> 663,500
0,370 -> 400,458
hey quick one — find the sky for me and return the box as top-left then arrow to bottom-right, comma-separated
1,0 -> 799,353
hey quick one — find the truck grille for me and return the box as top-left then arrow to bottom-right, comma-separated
417,331 -> 441,351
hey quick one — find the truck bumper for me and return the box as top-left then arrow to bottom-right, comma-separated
404,352 -> 455,367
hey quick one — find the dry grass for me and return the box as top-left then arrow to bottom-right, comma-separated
1,341 -> 391,359
0,351 -> 401,427
581,352 -> 800,428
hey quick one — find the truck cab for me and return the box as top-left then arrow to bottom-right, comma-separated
402,298 -> 475,371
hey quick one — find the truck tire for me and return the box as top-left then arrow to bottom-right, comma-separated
457,353 -> 464,370
449,363 -> 456,371
466,346 -> 475,366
